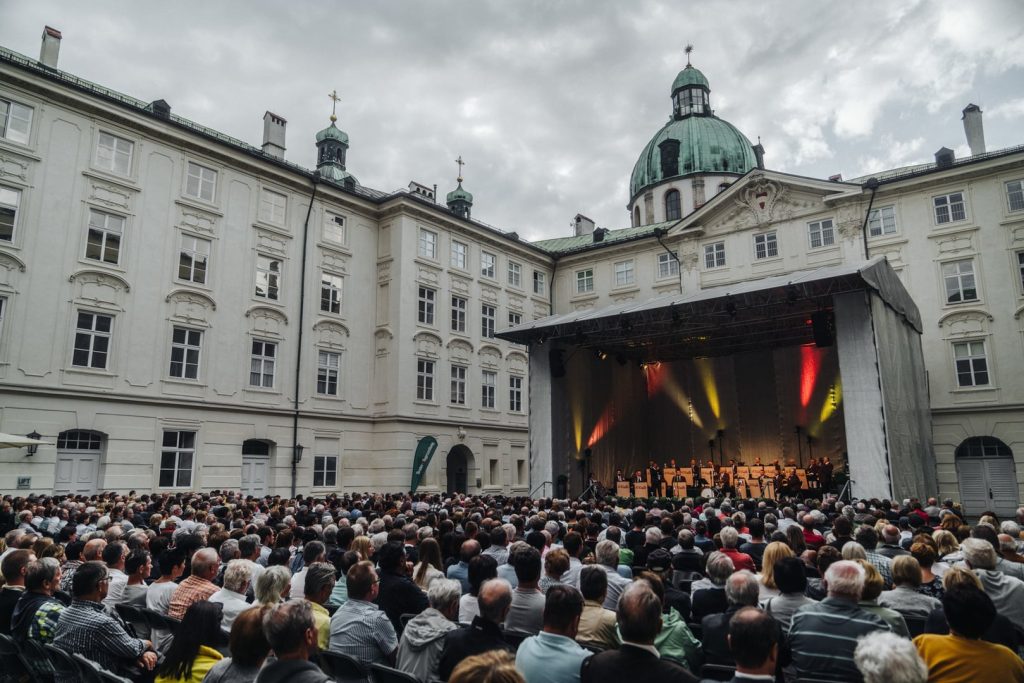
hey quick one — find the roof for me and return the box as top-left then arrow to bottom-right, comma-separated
446,182 -> 473,204
315,122 -> 349,145
847,143 -> 1024,185
530,219 -> 679,256
672,64 -> 709,93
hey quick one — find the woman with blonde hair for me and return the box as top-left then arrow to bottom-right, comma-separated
253,564 -> 291,606
931,529 -> 960,568
855,560 -> 909,637
412,537 -> 444,590
449,650 -> 525,683
351,535 -> 373,562
841,541 -> 867,561
756,541 -> 794,600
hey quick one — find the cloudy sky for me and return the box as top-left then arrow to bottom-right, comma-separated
2,1 -> 1022,240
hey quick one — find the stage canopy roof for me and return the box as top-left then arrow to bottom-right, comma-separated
497,257 -> 921,361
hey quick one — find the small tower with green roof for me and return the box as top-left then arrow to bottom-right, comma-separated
446,155 -> 473,219
315,90 -> 357,188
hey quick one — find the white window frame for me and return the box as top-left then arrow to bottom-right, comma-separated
416,359 -> 435,401
481,251 -> 496,279
1007,180 -> 1024,213
85,209 -> 125,265
0,185 -> 21,243
313,455 -> 337,488
72,311 -> 112,370
576,268 -> 594,294
185,161 -> 217,203
754,231 -> 779,260
418,286 -> 436,325
509,375 -> 523,413
508,311 -> 522,328
657,252 -> 679,279
614,259 -> 635,287
533,270 -> 546,295
255,255 -> 282,301
933,191 -> 967,224
323,211 -> 346,244
178,234 -> 210,285
450,364 -> 467,405
867,206 -> 898,237
0,296 -> 6,349
1016,250 -> 1024,295
451,295 -> 467,333
953,340 -> 989,388
0,98 -> 33,144
481,304 -> 496,339
320,272 -> 343,315
704,242 -> 726,269
249,339 -> 276,389
807,219 -> 835,249
317,350 -> 340,396
451,240 -> 468,270
481,370 -> 496,409
159,430 -> 195,488
94,131 -> 134,176
259,188 -> 287,225
418,228 -> 437,259
942,259 -> 978,304
508,260 -> 522,288
169,326 -> 202,380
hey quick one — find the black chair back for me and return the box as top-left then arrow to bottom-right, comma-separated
43,643 -> 81,680
501,629 -> 533,650
71,653 -> 106,683
141,607 -> 181,632
904,615 -> 927,638
19,637 -> 56,683
699,663 -> 736,681
369,663 -> 419,683
0,633 -> 28,683
320,650 -> 369,683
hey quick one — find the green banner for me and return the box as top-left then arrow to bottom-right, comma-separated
410,436 -> 438,492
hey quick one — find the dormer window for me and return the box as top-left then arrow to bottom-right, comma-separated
674,87 -> 708,117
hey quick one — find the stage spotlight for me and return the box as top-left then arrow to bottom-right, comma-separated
595,349 -> 608,361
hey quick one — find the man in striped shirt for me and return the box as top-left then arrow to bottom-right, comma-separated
788,560 -> 891,682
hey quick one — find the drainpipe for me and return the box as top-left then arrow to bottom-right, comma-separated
653,227 -> 683,294
291,172 -> 320,497
860,178 -> 880,261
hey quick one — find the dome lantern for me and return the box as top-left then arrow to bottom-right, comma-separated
315,89 -> 357,188
671,47 -> 711,120
446,155 -> 473,219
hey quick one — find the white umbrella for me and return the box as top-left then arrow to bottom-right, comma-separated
0,432 -> 52,449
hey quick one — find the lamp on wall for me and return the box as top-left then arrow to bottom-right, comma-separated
26,431 -> 41,457
456,426 -> 467,441
293,444 -> 304,464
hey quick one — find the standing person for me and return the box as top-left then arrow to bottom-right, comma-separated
819,457 -> 834,493
154,601 -> 225,683
648,461 -> 662,498
515,585 -> 590,683
256,601 -> 332,683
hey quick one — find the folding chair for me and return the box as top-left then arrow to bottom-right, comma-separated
0,634 -> 28,683
18,637 -> 56,683
501,629 -> 534,650
369,663 -> 419,683
699,663 -> 736,681
71,653 -> 105,683
904,615 -> 927,638
43,644 -> 82,681
319,650 -> 370,683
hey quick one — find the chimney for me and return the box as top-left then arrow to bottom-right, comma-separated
962,104 -> 986,156
573,213 -> 595,237
147,99 -> 171,119
39,26 -> 61,69
262,111 -> 287,159
935,147 -> 955,168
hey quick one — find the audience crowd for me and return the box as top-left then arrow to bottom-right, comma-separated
0,489 -> 1023,683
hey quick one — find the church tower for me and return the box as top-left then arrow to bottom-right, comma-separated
315,90 -> 357,188
446,155 -> 473,219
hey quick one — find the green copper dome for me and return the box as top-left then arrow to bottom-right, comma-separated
446,182 -> 473,204
672,64 -> 709,94
315,121 -> 349,145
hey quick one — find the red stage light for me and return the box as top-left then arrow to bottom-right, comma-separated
800,345 -> 822,410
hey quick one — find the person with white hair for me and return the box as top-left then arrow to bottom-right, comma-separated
719,526 -> 755,572
396,578 -> 461,682
854,630 -> 927,683
788,560 -> 892,681
209,559 -> 255,632
594,540 -> 631,610
960,537 -> 1024,631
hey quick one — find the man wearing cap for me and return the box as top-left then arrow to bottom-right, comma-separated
646,549 -> 690,620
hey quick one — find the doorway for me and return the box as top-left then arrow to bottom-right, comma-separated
955,436 -> 1018,519
55,430 -> 103,495
446,445 -> 474,494
241,439 -> 272,497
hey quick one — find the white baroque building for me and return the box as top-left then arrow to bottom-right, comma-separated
0,28 -> 1022,514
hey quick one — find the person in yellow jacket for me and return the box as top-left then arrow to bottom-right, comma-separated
155,600 -> 225,683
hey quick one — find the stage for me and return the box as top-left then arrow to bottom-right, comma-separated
498,258 -> 936,502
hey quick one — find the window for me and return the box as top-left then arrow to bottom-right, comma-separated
94,132 -> 133,175
533,271 -> 546,295
704,242 -> 726,269
418,228 -> 437,259
665,189 -> 681,221
418,286 -> 436,325
481,370 -> 496,409
320,273 -> 343,314
313,455 -> 337,487
323,212 -> 346,244
614,260 -> 635,287
953,341 -> 989,387
450,365 -> 466,405
72,311 -> 112,369
867,206 -> 897,236
942,259 -> 977,303
0,186 -> 21,242
934,192 -> 966,224
416,359 -> 435,401
0,98 -> 32,144
481,251 -> 496,279
317,350 -> 340,395
657,252 -> 679,278
169,327 -> 202,379
508,311 -> 522,327
185,162 -> 217,202
807,219 -> 835,249
178,235 -> 210,284
754,232 -> 779,259
509,375 -> 523,412
57,431 -> 102,450
508,260 -> 522,287
451,295 -> 467,333
576,269 -> 594,294
249,340 -> 276,388
1017,251 -> 1024,293
160,431 -> 195,488
1008,180 -> 1024,212
85,209 -> 124,264
481,304 -> 496,338
255,256 -> 281,300
259,189 -> 287,225
451,240 -> 468,269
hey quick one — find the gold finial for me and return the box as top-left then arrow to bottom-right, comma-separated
328,89 -> 340,123
685,44 -> 694,66
455,155 -> 465,184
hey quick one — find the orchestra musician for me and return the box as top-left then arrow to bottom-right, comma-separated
820,457 -> 834,492
807,458 -> 820,488
648,460 -> 663,497
615,468 -> 626,483
671,469 -> 686,498
787,470 -> 802,497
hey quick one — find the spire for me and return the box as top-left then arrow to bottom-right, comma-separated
315,89 -> 355,187
685,44 -> 693,66
328,89 -> 340,123
446,154 -> 473,219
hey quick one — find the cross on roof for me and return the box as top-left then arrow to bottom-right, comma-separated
328,89 -> 340,122
455,155 -> 465,183
685,44 -> 694,66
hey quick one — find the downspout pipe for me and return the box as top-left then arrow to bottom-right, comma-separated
292,172 -> 320,497
860,178 -> 880,261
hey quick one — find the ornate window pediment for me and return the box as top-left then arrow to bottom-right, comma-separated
448,338 -> 474,364
247,305 -> 289,338
70,269 -> 131,311
165,288 -> 216,326
414,330 -> 443,359
937,309 -> 993,337
313,319 -> 349,350
479,344 -> 502,369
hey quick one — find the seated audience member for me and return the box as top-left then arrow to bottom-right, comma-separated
539,547 -> 569,594
412,537 -> 445,591
725,607 -> 781,682
804,544 -> 840,600
922,566 -> 1020,651
121,549 -> 151,608
327,550 -> 359,607
877,555 -> 941,620
375,541 -> 429,632
167,548 -> 219,620
593,540 -> 632,610
972,524 -> 1024,580
762,556 -> 813,633
635,571 -> 702,672
575,566 -> 618,650
460,554 -> 499,624
856,559 -> 909,637
256,601 -> 331,683
397,578 -> 461,683
801,514 -> 825,551
910,541 -> 944,598
438,578 -> 514,681
755,541 -> 794,601
11,557 -> 63,642
447,539 -> 481,594
878,525 -> 911,559
147,547 -> 186,615
515,585 -> 590,683
449,650 -> 525,683
580,582 -> 697,683
288,541 -> 325,601
303,562 -> 337,650
101,541 -> 129,608
52,561 -> 157,681
701,570 -> 763,666
505,544 -> 546,634
155,601 -> 225,683
203,606 -> 271,683
690,551 -> 733,621
0,549 -> 34,634
914,585 -> 1024,682
671,529 -> 703,572
739,518 -> 768,570
719,527 -> 755,572
209,559 -> 255,633
789,560 -> 891,682
854,630 -> 927,683
960,536 -> 1024,631
254,564 -> 291,607
329,560 -> 397,666
856,526 -> 894,589
828,516 -> 855,551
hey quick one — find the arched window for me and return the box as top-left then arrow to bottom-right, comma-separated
242,439 -> 272,456
955,436 -> 1012,458
665,190 -> 681,221
633,207 -> 641,227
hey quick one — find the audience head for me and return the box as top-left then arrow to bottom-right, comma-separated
510,543 -> 541,584
595,540 -> 619,569
720,526 -> 740,549
704,551 -> 735,587
254,564 -> 291,605
960,537 -> 997,570
427,578 -> 462,621
303,562 -> 336,605
823,560 -> 865,602
815,544 -> 841,575
478,578 -> 513,625
616,582 -> 662,645
157,600 -> 225,680
24,557 -> 61,594
228,606 -> 271,669
223,559 -> 255,594
448,650 -> 524,683
541,584 -> 584,637
71,560 -> 107,599
773,556 -> 808,595
891,555 -> 922,588
579,565 -> 608,603
728,607 -> 778,674
856,560 -> 885,601
543,547 -> 569,580
346,560 -> 379,601
1,549 -> 35,586
759,541 -> 794,589
854,630 -> 927,683
725,570 -> 760,607
943,585 -> 997,638
459,539 -> 482,563
262,600 -> 318,659
191,547 -> 219,579
467,554 -> 499,597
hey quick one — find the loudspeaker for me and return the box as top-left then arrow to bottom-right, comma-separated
811,310 -> 835,347
549,349 -> 566,378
